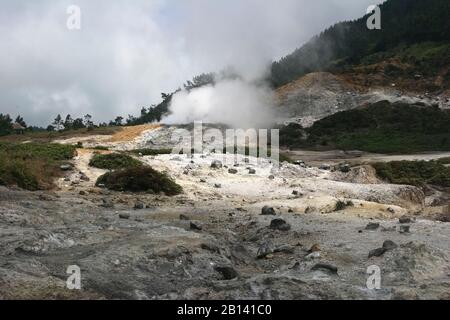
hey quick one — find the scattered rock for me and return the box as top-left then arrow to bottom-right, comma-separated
228,168 -> 238,174
214,265 -> 239,280
214,183 -> 222,189
311,263 -> 338,274
268,175 -> 275,180
399,216 -> 413,224
38,194 -> 53,201
211,160 -> 223,169
261,206 -> 276,216
369,247 -> 387,258
400,225 -> 411,234
257,242 -> 273,259
60,164 -> 72,171
119,213 -> 130,220
134,202 -> 145,210
365,222 -> 380,231
304,206 -> 317,214
79,191 -> 86,196
101,198 -> 114,208
79,173 -> 90,182
305,252 -> 321,260
308,244 -> 321,253
200,179 -> 207,183
270,218 -> 291,231
248,169 -> 256,175
190,221 -> 203,231
320,164 -> 331,171
387,207 -> 396,214
383,240 -> 398,251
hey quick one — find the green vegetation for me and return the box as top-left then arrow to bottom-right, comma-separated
96,166 -> 183,195
335,200 -> 354,212
373,160 -> 450,188
0,142 -> 76,190
89,153 -> 142,170
92,146 -> 109,151
270,0 -> 450,87
130,148 -> 173,156
280,101 -> 450,153
437,157 -> 450,165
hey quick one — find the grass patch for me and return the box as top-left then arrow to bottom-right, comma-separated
130,148 -> 173,156
89,153 -> 142,170
96,166 -> 183,195
373,160 -> 450,188
0,126 -> 120,143
0,142 -> 76,190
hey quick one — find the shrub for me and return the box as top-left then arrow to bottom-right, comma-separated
96,166 -> 182,195
373,160 -> 450,188
89,153 -> 142,170
93,146 -> 109,151
130,148 -> 173,156
334,200 -> 354,211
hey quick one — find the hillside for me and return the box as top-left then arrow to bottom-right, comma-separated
280,100 -> 450,153
271,0 -> 450,90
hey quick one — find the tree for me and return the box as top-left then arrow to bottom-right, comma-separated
52,114 -> 64,131
0,113 -> 13,136
15,115 -> 27,128
64,114 -> 74,130
83,114 -> 94,129
72,118 -> 85,130
114,116 -> 124,126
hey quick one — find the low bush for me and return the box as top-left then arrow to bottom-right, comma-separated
93,146 -> 109,151
130,148 -> 173,156
89,153 -> 142,170
334,200 -> 354,211
373,160 -> 450,188
96,166 -> 183,195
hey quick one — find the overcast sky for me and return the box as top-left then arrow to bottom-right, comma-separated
0,0 -> 384,126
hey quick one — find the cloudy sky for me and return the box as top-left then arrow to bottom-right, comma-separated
0,0 -> 383,126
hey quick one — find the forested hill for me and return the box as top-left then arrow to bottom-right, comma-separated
270,0 -> 450,88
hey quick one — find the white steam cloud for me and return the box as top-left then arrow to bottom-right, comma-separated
164,78 -> 275,128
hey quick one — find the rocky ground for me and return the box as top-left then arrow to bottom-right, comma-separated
276,72 -> 450,126
0,126 -> 449,300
